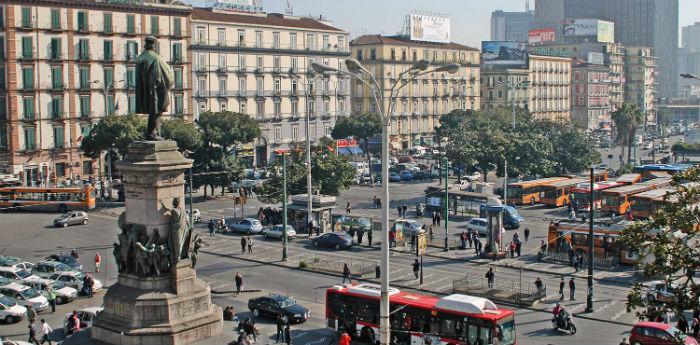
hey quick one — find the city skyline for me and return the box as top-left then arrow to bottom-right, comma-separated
184,0 -> 699,47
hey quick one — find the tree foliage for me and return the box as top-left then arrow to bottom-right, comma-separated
161,118 -> 202,153
81,114 -> 145,158
196,111 -> 261,153
620,168 -> 700,322
612,103 -> 644,164
331,112 -> 382,179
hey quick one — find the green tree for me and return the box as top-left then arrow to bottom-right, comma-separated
80,113 -> 145,158
331,112 -> 382,180
620,168 -> 700,322
161,118 -> 202,153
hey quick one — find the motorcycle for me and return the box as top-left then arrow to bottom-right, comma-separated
416,203 -> 425,218
188,209 -> 201,224
552,310 -> 577,335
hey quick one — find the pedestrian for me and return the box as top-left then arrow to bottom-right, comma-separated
509,242 -> 515,258
339,331 -> 351,345
460,231 -> 467,249
540,240 -> 547,253
373,196 -> 378,208
619,337 -> 630,345
220,216 -> 225,232
40,319 -> 52,345
342,263 -> 351,284
436,212 -> 441,226
678,314 -> 689,334
308,221 -> 314,237
357,229 -> 364,245
467,229 -> 473,248
26,305 -> 36,323
275,314 -> 285,343
367,229 -> 373,247
28,324 -> 39,345
692,317 -> 700,337
86,274 -> 94,298
70,249 -> 79,259
485,268 -> 495,289
284,323 -> 291,345
573,257 -> 580,272
410,234 -> 417,251
569,208 -> 576,220
569,278 -> 576,300
389,230 -> 396,248
515,241 -> 521,257
94,252 -> 101,273
402,205 -> 408,218
68,310 -> 80,334
208,219 -> 215,236
234,272 -> 243,295
559,278 -> 565,300
413,259 -> 420,279
535,277 -> 544,291
247,237 -> 253,253
428,225 -> 434,242
376,197 -> 381,209
476,238 -> 482,256
524,227 -> 530,242
240,236 -> 247,254
398,206 -> 403,217
432,212 -> 437,226
346,202 -> 351,214
46,286 -> 56,313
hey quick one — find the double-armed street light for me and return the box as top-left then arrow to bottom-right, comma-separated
312,58 -> 458,345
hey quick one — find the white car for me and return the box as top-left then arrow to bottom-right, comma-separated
22,278 -> 78,304
643,280 -> 680,304
262,225 -> 296,240
0,267 -> 41,283
0,282 -> 49,312
64,307 -> 104,334
0,294 -> 27,324
393,219 -> 424,237
463,172 -> 482,182
466,218 -> 489,235
48,272 -> 102,293
0,259 -> 34,272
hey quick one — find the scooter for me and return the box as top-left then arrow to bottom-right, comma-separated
416,203 -> 425,218
552,311 -> 577,335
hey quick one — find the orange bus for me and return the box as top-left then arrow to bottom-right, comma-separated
614,173 -> 642,185
547,220 -> 640,265
0,186 -> 96,212
540,178 -> 587,207
629,188 -> 675,219
602,178 -> 672,215
568,170 -> 609,183
570,180 -> 624,212
507,177 -> 570,205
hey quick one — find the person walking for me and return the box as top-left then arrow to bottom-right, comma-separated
357,229 -> 364,245
94,252 -> 101,273
515,241 -> 522,257
342,264 -> 351,284
524,227 -> 530,242
509,242 -> 515,258
398,206 -> 403,217
389,230 -> 396,248
460,231 -> 467,249
308,221 -> 314,237
220,217 -> 225,232
208,219 -> 215,236
436,212 -> 441,226
402,205 -> 408,218
346,202 -> 351,214
692,316 -> 700,337
247,237 -> 253,254
46,286 -> 56,313
467,229 -> 473,248
234,272 -> 243,295
569,278 -> 576,300
40,319 -> 52,345
26,305 -> 36,323
485,268 -> 495,289
240,236 -> 247,254
476,238 -> 482,256
275,314 -> 285,343
284,323 -> 291,345
432,212 -> 437,226
573,256 -> 580,273
339,331 -> 351,345
559,278 -> 565,300
28,324 -> 40,345
678,314 -> 689,334
428,225 -> 434,242
412,259 -> 420,279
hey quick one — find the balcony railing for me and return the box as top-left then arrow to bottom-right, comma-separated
190,39 -> 351,54
79,111 -> 93,120
18,52 -> 35,61
51,111 -> 64,120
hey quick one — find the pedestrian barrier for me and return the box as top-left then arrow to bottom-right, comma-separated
298,254 -> 377,277
538,251 -> 618,269
425,236 -> 463,250
452,276 -> 546,307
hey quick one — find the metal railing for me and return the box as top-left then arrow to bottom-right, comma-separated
453,276 -> 546,307
538,250 -> 618,269
299,254 -> 376,277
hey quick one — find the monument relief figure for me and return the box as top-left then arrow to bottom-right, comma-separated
161,198 -> 192,263
136,35 -> 174,141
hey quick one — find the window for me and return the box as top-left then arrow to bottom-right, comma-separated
291,57 -> 298,71
0,40 -> 4,60
103,13 -> 112,33
337,36 -> 344,52
273,32 -> 280,48
104,68 -> 114,89
126,14 -> 135,34
103,40 -> 113,61
0,7 -> 4,28
24,127 -> 36,151
128,96 -> 135,113
55,163 -> 66,177
21,36 -> 32,59
291,100 -> 298,116
79,67 -> 90,90
0,96 -> 5,119
150,16 -> 159,35
125,41 -> 138,61
78,39 -> 89,60
239,55 -> 246,70
81,159 -> 92,175
273,100 -> 281,117
22,97 -> 34,119
174,68 -> 183,89
256,55 -> 263,69
22,67 -> 34,90
255,31 -> 263,48
273,78 -> 281,94
218,79 -> 226,94
238,30 -> 245,46
291,125 -> 299,139
51,66 -> 63,89
21,7 -> 31,28
308,100 -> 315,115
174,95 -> 184,115
322,35 -> 329,50
127,68 -> 136,89
172,43 -> 182,62
53,126 -> 65,149
390,49 -> 396,60
239,77 -> 246,92
239,100 -> 246,114
173,18 -> 182,37
256,100 -> 265,118
256,77 -> 263,92
273,56 -> 281,72
218,28 -> 225,45
306,34 -> 314,50
50,38 -> 61,60
274,126 -> 281,140
51,9 -> 61,30
106,96 -> 115,116
0,124 -> 6,150
370,49 -> 376,60
357,50 -> 363,61
290,33 -> 297,49
77,11 -> 87,31
79,96 -> 91,118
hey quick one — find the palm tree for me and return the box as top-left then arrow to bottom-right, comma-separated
611,104 -> 644,164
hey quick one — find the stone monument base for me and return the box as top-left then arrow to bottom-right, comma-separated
92,262 -> 223,345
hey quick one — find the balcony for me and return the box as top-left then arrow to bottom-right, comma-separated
23,114 -> 36,121
216,91 -> 228,99
19,84 -> 35,92
77,54 -> 91,62
78,84 -> 92,92
272,67 -> 283,74
189,39 -> 351,56
195,66 -> 208,74
79,111 -> 93,120
17,52 -> 35,61
195,91 -> 208,99
102,55 -> 114,64
125,54 -> 137,63
236,67 -> 247,74
171,56 -> 184,64
51,84 -> 65,92
289,67 -> 299,75
216,66 -> 228,74
254,67 -> 264,74
51,111 -> 64,120
18,20 -> 36,30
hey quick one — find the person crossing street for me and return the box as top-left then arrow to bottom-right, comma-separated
94,252 -> 101,273
569,278 -> 576,300
235,272 -> 243,295
40,319 -> 53,345
413,259 -> 420,279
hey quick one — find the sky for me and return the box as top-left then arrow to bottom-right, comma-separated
184,0 -> 699,48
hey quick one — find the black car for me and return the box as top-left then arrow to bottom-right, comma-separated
247,294 -> 309,323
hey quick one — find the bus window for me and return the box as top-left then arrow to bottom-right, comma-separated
498,317 -> 515,344
468,324 -> 478,344
478,326 -> 492,344
356,299 -> 379,324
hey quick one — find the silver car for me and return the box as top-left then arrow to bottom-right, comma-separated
225,218 -> 263,235
53,211 -> 89,227
262,225 -> 296,240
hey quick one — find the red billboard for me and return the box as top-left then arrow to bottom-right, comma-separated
336,139 -> 358,148
528,28 -> 556,44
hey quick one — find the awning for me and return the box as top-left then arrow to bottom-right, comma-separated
337,147 -> 352,155
348,146 -> 363,155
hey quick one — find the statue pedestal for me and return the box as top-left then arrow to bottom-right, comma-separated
92,141 -> 222,345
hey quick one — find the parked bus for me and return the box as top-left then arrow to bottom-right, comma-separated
326,283 -> 516,345
0,174 -> 21,187
570,181 -> 624,212
630,188 -> 676,219
634,164 -> 694,181
614,173 -> 642,185
506,177 -> 571,206
540,178 -> 587,207
568,170 -> 609,183
0,186 -> 96,212
547,220 -> 641,265
602,178 -> 672,215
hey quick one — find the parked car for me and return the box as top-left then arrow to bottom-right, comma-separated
311,232 -> 353,250
248,294 -> 310,324
53,211 -> 89,227
629,322 -> 698,345
225,218 -> 263,235
463,172 -> 482,182
0,267 -> 41,283
388,157 -> 399,165
48,271 -> 102,293
21,279 -> 77,304
262,225 -> 296,240
643,280 -> 679,304
392,219 -> 424,237
0,282 -> 49,312
466,218 -> 489,235
399,171 -> 413,181
32,261 -> 75,279
389,172 -> 401,182
63,307 -> 104,334
0,294 -> 27,324
0,258 -> 34,272
45,254 -> 83,271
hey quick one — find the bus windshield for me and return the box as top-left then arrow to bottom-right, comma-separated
506,187 -> 523,199
498,317 -> 516,345
604,194 -> 621,206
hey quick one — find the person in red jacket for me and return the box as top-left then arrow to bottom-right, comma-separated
94,252 -> 101,273
339,331 -> 351,345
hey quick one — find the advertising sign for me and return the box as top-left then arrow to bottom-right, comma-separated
214,0 -> 263,12
336,139 -> 358,148
416,231 -> 427,256
528,28 -> 556,44
563,19 -> 615,43
410,14 -> 451,44
481,41 -> 528,67
587,52 -> 605,65
597,21 -> 615,43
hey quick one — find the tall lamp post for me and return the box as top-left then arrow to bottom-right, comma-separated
586,166 -> 594,313
93,79 -> 123,200
282,151 -> 289,261
312,60 -> 459,345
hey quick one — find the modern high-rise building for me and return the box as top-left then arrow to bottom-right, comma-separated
190,7 -> 350,166
682,22 -> 700,50
0,0 -> 192,184
490,10 -> 533,42
680,23 -> 700,97
533,0 -> 604,31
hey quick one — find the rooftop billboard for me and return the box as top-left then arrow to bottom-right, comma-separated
410,14 -> 451,44
481,41 -> 528,67
528,28 -> 557,44
562,19 -> 615,43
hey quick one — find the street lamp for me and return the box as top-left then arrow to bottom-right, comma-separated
312,59 -> 457,345
92,79 -> 124,200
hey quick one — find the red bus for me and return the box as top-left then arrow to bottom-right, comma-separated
326,283 -> 515,345
571,181 -> 624,212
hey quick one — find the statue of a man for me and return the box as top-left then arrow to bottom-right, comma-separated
136,35 -> 174,140
161,198 -> 191,264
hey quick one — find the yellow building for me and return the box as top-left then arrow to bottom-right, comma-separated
528,52 -> 572,123
350,35 -> 480,149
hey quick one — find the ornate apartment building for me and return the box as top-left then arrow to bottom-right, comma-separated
349,35 -> 480,150
572,63 -> 612,130
625,47 -> 657,128
0,0 -> 192,184
190,8 -> 350,166
528,52 -> 572,123
480,67 -> 530,111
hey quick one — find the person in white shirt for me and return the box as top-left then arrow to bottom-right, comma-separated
40,319 -> 53,345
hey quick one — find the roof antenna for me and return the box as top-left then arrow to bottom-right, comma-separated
525,0 -> 530,11
285,0 -> 293,15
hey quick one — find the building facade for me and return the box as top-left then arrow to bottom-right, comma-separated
350,35 -> 480,150
0,0 -> 192,184
479,67 -> 530,111
528,53 -> 572,123
571,62 -> 612,130
490,10 -> 533,43
624,47 -> 657,129
190,8 -> 350,166
682,22 -> 700,50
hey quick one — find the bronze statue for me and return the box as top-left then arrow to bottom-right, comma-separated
136,35 -> 174,140
161,198 -> 192,264
134,242 -> 153,276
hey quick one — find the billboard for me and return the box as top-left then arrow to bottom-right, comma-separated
214,0 -> 262,12
562,19 -> 615,43
587,52 -> 604,65
410,14 -> 451,44
597,21 -> 614,43
481,41 -> 528,67
528,28 -> 556,44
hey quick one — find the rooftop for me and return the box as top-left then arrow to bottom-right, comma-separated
192,8 -> 345,32
351,35 -> 478,51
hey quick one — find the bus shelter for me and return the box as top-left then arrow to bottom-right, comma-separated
286,194 -> 337,234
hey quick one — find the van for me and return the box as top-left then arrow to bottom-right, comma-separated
479,205 -> 523,230
351,162 -> 369,176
